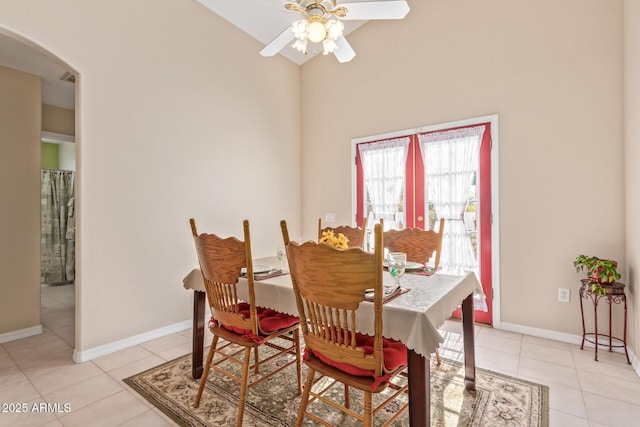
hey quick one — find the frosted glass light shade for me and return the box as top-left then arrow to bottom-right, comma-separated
307,19 -> 327,42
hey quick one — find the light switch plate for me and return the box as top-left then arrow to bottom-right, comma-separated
324,212 -> 336,223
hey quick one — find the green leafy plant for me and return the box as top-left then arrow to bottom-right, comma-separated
573,255 -> 621,295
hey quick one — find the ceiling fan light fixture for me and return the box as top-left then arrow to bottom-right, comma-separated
292,19 -> 308,39
325,19 -> 343,40
292,38 -> 308,54
322,38 -> 338,55
307,16 -> 327,42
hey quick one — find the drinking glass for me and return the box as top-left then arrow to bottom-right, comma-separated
388,252 -> 406,288
276,246 -> 287,272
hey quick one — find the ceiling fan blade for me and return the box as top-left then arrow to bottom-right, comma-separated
337,1 -> 410,20
260,25 -> 295,57
334,37 -> 356,63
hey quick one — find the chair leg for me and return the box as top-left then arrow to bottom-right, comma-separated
236,347 -> 253,427
363,391 -> 373,427
344,384 -> 350,409
436,349 -> 442,366
194,335 -> 218,408
295,368 -> 316,427
294,329 -> 302,394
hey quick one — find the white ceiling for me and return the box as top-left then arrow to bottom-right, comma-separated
0,33 -> 75,110
195,0 -> 383,65
0,1 -> 400,111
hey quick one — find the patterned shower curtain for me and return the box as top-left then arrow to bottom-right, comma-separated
41,170 -> 75,284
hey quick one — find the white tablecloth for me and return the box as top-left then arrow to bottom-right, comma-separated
183,256 -> 482,358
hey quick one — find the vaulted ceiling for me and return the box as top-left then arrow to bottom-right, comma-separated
0,1 -> 400,110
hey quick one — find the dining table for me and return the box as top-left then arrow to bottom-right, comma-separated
183,256 -> 482,427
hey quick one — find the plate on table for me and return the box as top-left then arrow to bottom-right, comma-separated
364,284 -> 401,300
241,264 -> 273,275
384,261 -> 424,270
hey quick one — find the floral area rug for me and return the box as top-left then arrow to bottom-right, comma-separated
124,338 -> 548,426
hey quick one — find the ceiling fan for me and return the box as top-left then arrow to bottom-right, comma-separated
260,0 -> 410,63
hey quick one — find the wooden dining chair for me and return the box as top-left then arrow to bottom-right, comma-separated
383,218 -> 445,270
190,218 -> 302,427
318,217 -> 367,249
283,220 -> 409,427
383,218 -> 445,364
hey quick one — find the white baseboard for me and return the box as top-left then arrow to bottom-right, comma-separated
0,324 -> 43,344
498,321 -> 640,378
73,319 -> 192,363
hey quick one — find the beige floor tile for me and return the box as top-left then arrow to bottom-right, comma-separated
40,305 -> 74,323
548,383 -> 588,419
475,330 -> 522,355
43,316 -> 74,331
583,391 -> 640,426
475,325 -> 523,341
0,398 -> 58,427
0,365 -> 28,387
42,373 -> 124,412
107,354 -> 167,381
139,333 -> 190,355
577,369 -> 640,406
155,341 -> 192,361
118,409 -> 175,426
7,336 -> 73,370
476,346 -> 519,376
520,341 -> 575,368
548,409 -> 590,426
0,348 -> 16,370
51,326 -> 75,347
437,331 -> 464,363
518,356 -> 580,389
522,334 -> 572,351
40,420 -> 64,427
92,345 -> 156,372
25,361 -> 103,396
0,378 -> 41,403
571,344 -> 636,380
57,390 -> 148,427
2,330 -> 63,353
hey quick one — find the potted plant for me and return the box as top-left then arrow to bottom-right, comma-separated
573,255 -> 621,295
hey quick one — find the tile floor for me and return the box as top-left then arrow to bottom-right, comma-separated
1,283 -> 639,426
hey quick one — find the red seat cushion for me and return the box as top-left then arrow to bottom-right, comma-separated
310,332 -> 407,377
222,302 -> 299,334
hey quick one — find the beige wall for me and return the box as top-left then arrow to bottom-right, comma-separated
0,0 -> 634,364
0,0 -> 302,353
301,0 -> 627,339
624,0 -> 640,365
0,65 -> 41,334
42,104 -> 75,135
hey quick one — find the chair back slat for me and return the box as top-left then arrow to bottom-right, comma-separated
383,218 -> 445,268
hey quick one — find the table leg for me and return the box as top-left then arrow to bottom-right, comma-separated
192,290 -> 206,379
407,349 -> 430,427
462,293 -> 476,390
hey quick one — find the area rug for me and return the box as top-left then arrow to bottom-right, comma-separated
124,341 -> 548,426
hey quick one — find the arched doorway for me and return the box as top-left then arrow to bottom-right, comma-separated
0,30 -> 78,354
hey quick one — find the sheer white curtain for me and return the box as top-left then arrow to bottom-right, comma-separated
358,137 -> 410,230
419,126 -> 485,274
